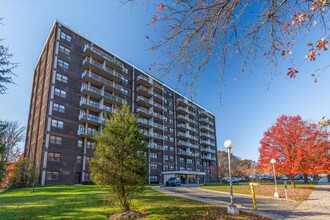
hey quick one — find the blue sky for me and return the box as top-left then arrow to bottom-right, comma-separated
0,1 -> 329,161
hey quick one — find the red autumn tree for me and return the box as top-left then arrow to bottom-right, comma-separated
258,115 -> 330,188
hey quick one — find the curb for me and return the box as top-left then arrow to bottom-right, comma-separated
197,186 -> 298,202
152,186 -> 282,220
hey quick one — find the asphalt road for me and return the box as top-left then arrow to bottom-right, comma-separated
154,185 -> 300,219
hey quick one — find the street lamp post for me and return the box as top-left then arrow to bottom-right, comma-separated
224,140 -> 239,214
270,159 -> 279,198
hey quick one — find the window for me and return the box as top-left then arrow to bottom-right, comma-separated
170,165 -> 175,170
151,164 -> 158,170
170,156 -> 174,161
55,88 -> 66,98
50,135 -> 62,144
180,167 -> 185,170
188,159 -> 193,164
85,172 -> 91,181
87,141 -> 95,149
169,128 -> 173,133
163,109 -> 168,114
164,99 -> 168,105
46,171 -> 59,180
180,157 -> 185,163
164,117 -> 168,122
122,78 -> 128,84
164,155 -> 168,160
76,156 -> 82,163
164,165 -> 169,171
164,136 -> 168,141
164,126 -> 168,132
122,89 -> 128,96
197,160 -> 201,165
169,111 -> 173,116
60,32 -> 72,42
78,140 -> 83,148
169,119 -> 173,124
57,59 -> 69,69
169,102 -> 173,107
150,176 -> 158,182
170,137 -> 174,142
187,168 -> 192,171
170,147 -> 174,152
150,153 -> 157,159
169,93 -> 173,99
59,45 -> 70,55
48,152 -> 60,161
164,91 -> 167,96
51,119 -> 63,129
56,73 -> 68,83
164,145 -> 168,151
122,68 -> 128,74
53,103 -> 65,113
86,156 -> 94,164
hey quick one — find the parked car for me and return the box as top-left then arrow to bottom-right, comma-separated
282,176 -> 290,180
294,176 -> 300,180
166,177 -> 181,186
226,178 -> 239,183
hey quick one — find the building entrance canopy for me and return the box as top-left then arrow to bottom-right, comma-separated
162,170 -> 206,184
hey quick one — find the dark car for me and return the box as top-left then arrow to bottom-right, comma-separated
166,177 -> 181,186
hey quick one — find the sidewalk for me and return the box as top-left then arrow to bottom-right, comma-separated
286,177 -> 330,219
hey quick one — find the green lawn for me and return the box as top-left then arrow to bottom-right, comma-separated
200,181 -> 318,201
0,185 -> 270,219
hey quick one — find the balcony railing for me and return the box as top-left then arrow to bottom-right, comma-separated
200,148 -> 216,153
77,128 -> 99,137
82,70 -> 123,92
199,125 -> 215,133
152,122 -> 163,130
177,124 -> 198,133
80,98 -> 115,114
104,91 -> 124,104
152,133 -> 164,140
84,44 -> 124,69
148,143 -> 164,150
136,107 -> 152,115
178,151 -> 199,157
82,57 -> 124,80
200,132 -> 215,139
201,155 -> 216,160
81,83 -> 124,104
79,113 -> 105,125
137,75 -> 151,84
177,132 -> 197,141
177,141 -> 199,149
137,118 -> 153,126
136,96 -> 153,105
152,112 -> 164,120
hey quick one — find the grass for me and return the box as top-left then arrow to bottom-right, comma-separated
200,181 -> 318,201
0,185 -> 271,219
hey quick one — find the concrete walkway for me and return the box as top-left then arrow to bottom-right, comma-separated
286,177 -> 330,219
153,185 -> 296,219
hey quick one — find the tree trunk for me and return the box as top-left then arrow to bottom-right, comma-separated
290,176 -> 296,188
303,173 -> 309,184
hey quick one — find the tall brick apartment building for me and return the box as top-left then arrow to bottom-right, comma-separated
24,21 -> 218,186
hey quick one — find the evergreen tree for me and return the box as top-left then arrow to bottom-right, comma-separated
90,104 -> 148,211
8,157 -> 36,189
0,123 -> 8,186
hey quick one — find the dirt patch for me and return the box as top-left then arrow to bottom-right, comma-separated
108,210 -> 148,220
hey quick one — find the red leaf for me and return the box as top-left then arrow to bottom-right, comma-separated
311,74 -> 315,77
314,78 -> 318,83
151,62 -> 156,66
263,53 -> 267,58
149,68 -> 152,71
315,68 -> 320,72
151,20 -> 156,24
146,36 -> 150,39
281,26 -> 289,32
167,51 -> 172,55
156,3 -> 164,10
152,47 -> 156,51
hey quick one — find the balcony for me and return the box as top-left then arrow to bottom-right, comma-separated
177,106 -> 189,115
77,128 -> 99,137
200,148 -> 216,154
177,124 -> 198,133
82,57 -> 124,83
81,84 -> 103,99
177,97 -> 189,106
198,109 -> 212,117
200,132 -> 215,139
200,139 -> 216,147
152,112 -> 164,121
177,141 -> 199,149
80,99 -> 115,115
153,101 -> 164,111
82,70 -> 123,93
152,133 -> 164,140
137,74 -> 152,86
136,107 -> 152,118
153,92 -> 164,102
79,113 -> 105,126
104,91 -> 124,105
177,132 -> 198,141
136,96 -> 153,108
199,125 -> 214,133
152,122 -> 163,131
137,118 -> 153,128
140,129 -> 152,138
201,155 -> 216,161
177,115 -> 196,124
178,151 -> 198,157
153,83 -> 163,93
148,143 -> 164,151
84,44 -> 124,72
136,85 -> 152,97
